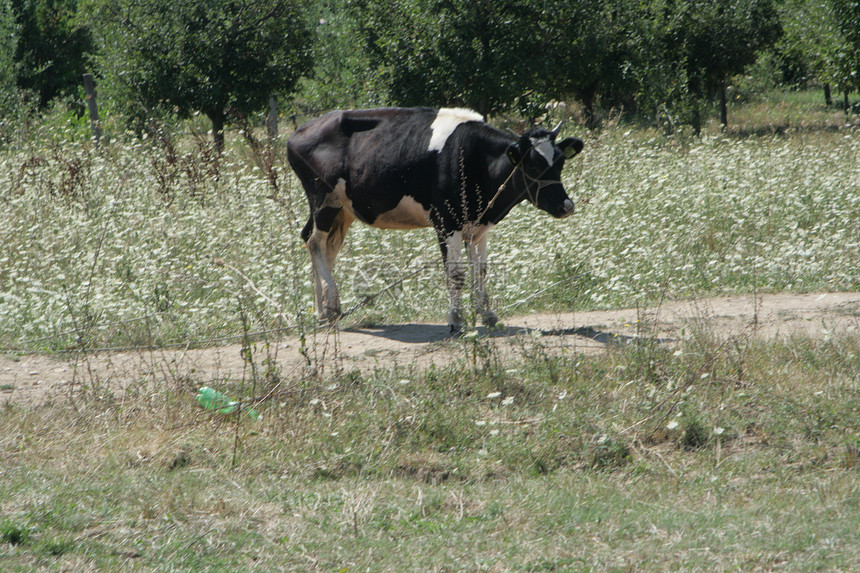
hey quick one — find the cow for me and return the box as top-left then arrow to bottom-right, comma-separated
286,107 -> 583,332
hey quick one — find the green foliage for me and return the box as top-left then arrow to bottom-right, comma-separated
349,0 -> 552,116
828,0 -> 860,94
635,0 -> 781,133
679,413 -> 709,450
87,0 -> 313,147
11,0 -> 94,108
543,0 -> 640,127
778,0 -> 856,96
0,0 -> 25,143
296,0 -> 386,111
0,519 -> 30,545
5,0 -> 860,136
590,435 -> 632,470
0,0 -> 18,95
343,0 -> 783,130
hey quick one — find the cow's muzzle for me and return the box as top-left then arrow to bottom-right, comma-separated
556,198 -> 575,218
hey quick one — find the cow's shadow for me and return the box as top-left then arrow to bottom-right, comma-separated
346,322 -> 665,347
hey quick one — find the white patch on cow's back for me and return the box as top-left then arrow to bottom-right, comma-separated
372,195 -> 432,229
428,108 -> 484,152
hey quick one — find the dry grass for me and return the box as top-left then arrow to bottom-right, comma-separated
1,328 -> 859,571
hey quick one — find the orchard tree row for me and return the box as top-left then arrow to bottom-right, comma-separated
2,0 -> 860,143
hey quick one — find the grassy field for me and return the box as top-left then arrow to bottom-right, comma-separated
1,93 -> 859,570
0,103 -> 858,351
1,331 -> 859,570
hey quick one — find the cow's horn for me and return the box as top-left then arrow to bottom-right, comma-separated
551,121 -> 563,136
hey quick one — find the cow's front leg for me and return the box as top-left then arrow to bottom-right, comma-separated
442,231 -> 465,332
468,227 -> 498,328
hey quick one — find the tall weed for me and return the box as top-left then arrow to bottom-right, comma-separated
1,125 -> 858,350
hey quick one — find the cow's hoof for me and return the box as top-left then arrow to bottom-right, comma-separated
318,308 -> 342,326
481,311 -> 499,328
448,309 -> 463,334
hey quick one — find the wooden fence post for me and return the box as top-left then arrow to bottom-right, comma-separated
82,73 -> 102,143
267,94 -> 278,140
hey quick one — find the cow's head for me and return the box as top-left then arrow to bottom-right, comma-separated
506,125 -> 583,218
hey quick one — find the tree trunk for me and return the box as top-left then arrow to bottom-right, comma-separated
824,83 -> 832,106
845,91 -> 851,114
210,111 -> 225,152
266,94 -> 278,140
583,98 -> 597,131
691,102 -> 702,136
719,85 -> 728,130
581,89 -> 597,130
82,73 -> 102,143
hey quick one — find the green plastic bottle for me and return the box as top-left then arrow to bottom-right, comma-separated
197,386 -> 238,413
196,386 -> 260,420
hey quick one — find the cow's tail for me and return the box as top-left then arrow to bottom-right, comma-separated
301,214 -> 313,244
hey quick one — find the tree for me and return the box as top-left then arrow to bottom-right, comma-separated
542,0 -> 640,128
0,0 -> 21,142
828,0 -> 860,108
636,0 -> 781,134
12,0 -> 94,108
89,0 -> 313,149
350,0 -> 550,117
779,0 -> 850,105
0,0 -> 18,101
297,0 -> 386,111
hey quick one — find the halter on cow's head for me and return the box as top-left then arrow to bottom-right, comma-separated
506,123 -> 583,218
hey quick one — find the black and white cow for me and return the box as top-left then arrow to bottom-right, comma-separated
287,107 -> 583,332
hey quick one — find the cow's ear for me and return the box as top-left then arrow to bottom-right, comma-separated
506,141 -> 523,165
559,137 -> 584,159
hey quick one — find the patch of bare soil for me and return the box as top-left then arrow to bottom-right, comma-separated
2,293 -> 857,406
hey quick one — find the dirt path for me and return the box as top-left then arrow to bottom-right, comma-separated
2,293 -> 858,406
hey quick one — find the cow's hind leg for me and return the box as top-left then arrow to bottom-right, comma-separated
307,228 -> 338,323
307,204 -> 350,324
306,176 -> 355,325
324,211 -> 352,273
